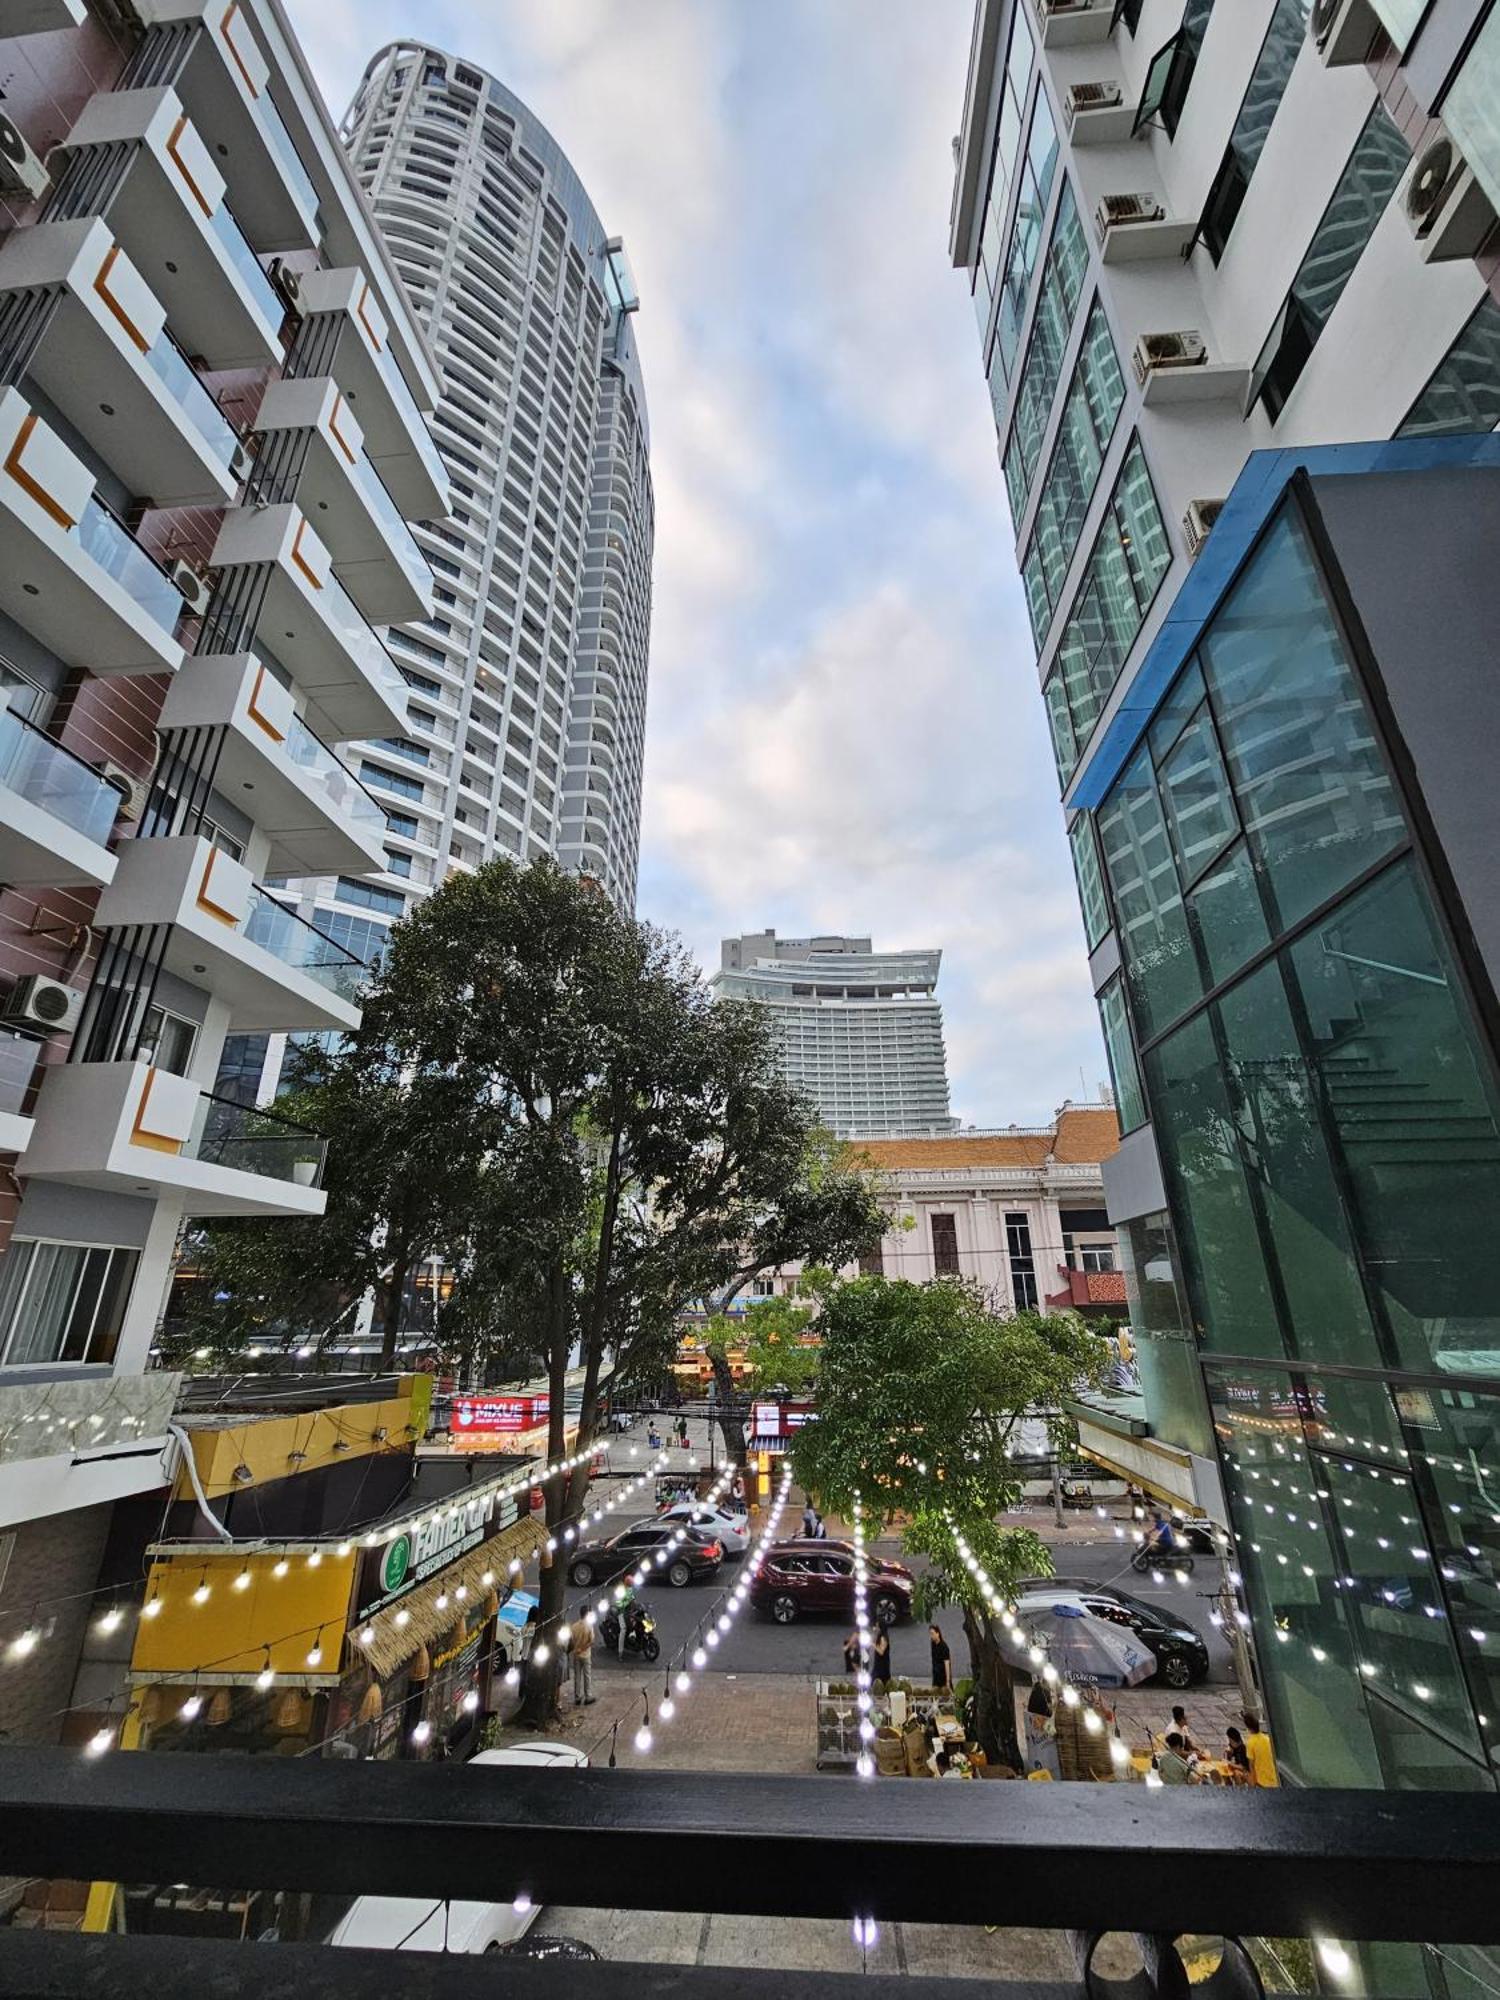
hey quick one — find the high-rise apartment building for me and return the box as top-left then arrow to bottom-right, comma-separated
0,0 -> 442,1737
953,0 -> 1500,1838
280,42 -> 653,982
713,931 -> 957,1137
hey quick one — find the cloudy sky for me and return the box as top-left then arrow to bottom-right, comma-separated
286,0 -> 1108,1128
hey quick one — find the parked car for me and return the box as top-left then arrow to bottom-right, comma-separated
495,1935 -> 602,1960
567,1521 -> 722,1589
328,1743 -> 589,1955
1016,1580 -> 1210,1689
750,1542 -> 914,1625
637,1502 -> 750,1555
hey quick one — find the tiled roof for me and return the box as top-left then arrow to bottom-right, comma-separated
850,1105 -> 1120,1172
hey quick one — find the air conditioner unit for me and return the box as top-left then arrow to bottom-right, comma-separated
1309,0 -> 1379,65
229,439 -> 256,484
0,113 -> 52,202
1132,329 -> 1207,386
1405,132 -> 1498,263
169,558 -> 212,616
270,260 -> 304,314
99,760 -> 145,822
1182,498 -> 1225,559
1095,192 -> 1165,242
5,974 -> 83,1035
1066,81 -> 1122,120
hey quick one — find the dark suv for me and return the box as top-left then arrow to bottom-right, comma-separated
568,1523 -> 721,1590
750,1542 -> 914,1625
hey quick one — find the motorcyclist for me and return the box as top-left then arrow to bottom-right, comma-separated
1145,1505 -> 1178,1559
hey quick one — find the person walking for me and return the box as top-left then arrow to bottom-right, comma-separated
871,1627 -> 892,1687
571,1608 -> 596,1707
1242,1710 -> 1279,1787
677,1417 -> 689,1450
929,1624 -> 953,1691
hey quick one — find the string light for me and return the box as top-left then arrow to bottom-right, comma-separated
96,1606 -> 124,1637
85,1724 -> 114,1757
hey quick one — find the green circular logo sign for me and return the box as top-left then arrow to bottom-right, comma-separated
381,1535 -> 411,1595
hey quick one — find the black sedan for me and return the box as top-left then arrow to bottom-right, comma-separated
567,1522 -> 722,1590
1018,1577 -> 1212,1688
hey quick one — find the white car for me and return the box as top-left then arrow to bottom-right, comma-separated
637,1501 -> 749,1555
328,1742 -> 589,1955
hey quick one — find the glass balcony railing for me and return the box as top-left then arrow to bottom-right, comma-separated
141,332 -> 240,472
0,706 -> 120,845
350,448 -> 429,589
0,1028 -> 41,1119
257,92 -> 320,225
284,715 -> 387,840
75,499 -> 183,636
207,200 -> 284,330
371,335 -> 448,489
241,884 -> 365,1000
318,574 -> 411,715
187,1088 -> 327,1186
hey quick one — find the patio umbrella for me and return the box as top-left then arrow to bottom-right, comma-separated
1034,1604 -> 1156,1688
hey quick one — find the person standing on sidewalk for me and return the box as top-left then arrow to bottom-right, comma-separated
572,1607 -> 596,1707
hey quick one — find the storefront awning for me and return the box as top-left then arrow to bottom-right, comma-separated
359,1514 -> 548,1682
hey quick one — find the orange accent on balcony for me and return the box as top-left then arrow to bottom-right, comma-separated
93,246 -> 151,355
4,414 -> 77,530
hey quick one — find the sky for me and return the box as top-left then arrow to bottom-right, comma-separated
285,0 -> 1109,1129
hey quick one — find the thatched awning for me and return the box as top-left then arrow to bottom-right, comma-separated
355,1514 -> 549,1682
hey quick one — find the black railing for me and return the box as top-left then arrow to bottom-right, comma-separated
0,1750 -> 1497,1998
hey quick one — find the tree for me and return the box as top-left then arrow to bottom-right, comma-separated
699,1132 -> 887,1467
792,1275 -> 1108,1767
377,859 -> 886,1722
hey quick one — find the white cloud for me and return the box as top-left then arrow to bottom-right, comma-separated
284,0 -> 1108,1124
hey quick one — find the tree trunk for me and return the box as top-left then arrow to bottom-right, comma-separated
377,1252 -> 409,1369
961,1605 -> 1022,1771
706,1344 -> 750,1470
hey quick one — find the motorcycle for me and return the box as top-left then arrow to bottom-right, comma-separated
1130,1541 -> 1194,1575
598,1606 -> 661,1662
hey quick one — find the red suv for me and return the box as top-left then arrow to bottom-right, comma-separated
749,1541 -> 914,1626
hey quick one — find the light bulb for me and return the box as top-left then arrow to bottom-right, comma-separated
307,1552 -> 322,1569
463,1689 -> 480,1713
395,1609 -> 411,1628
1084,1710 -> 1103,1734
1317,1941 -> 1352,1981
659,1697 -> 676,1721
306,1643 -> 323,1667
232,1570 -> 250,1594
634,1724 -> 653,1753
858,1719 -> 876,1743
141,1597 -> 161,1620
1144,1769 -> 1163,1788
273,1560 -> 288,1579
532,1643 -> 550,1666
360,1625 -> 375,1646
675,1671 -> 691,1693
97,1607 -> 124,1635
706,1629 -> 720,1649
557,1624 -> 571,1647
180,1694 -> 202,1720
191,1582 -> 210,1606
856,1752 -> 875,1779
85,1726 -> 113,1756
504,1665 -> 520,1688
513,1893 -> 533,1916
412,1719 -> 432,1744
716,1614 -> 731,1634
257,1664 -> 275,1691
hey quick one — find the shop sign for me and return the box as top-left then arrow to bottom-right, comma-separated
453,1394 -> 550,1433
357,1487 -> 520,1619
750,1400 -> 817,1439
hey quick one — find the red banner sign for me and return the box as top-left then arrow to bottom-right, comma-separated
453,1394 -> 550,1434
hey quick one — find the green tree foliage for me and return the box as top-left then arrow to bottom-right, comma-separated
792,1275 -> 1108,1764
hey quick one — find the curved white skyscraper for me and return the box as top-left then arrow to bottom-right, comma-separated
302,42 -> 652,961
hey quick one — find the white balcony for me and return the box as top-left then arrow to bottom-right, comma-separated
292,267 -> 449,520
0,0 -> 87,30
158,654 -> 387,876
132,0 -> 319,252
0,388 -> 185,679
0,694 -> 120,889
252,377 -> 433,623
1041,0 -> 1113,44
0,218 -> 242,510
208,502 -> 408,741
0,1029 -> 43,1157
94,834 -> 363,1032
62,88 -> 284,370
22,1061 -> 327,1217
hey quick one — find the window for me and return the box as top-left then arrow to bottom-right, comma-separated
335,876 -> 406,917
376,737 -> 430,766
318,911 -> 390,969
1069,815 -> 1111,951
1099,976 -> 1147,1133
1443,7 -> 1500,218
1133,0 -> 1216,140
0,1240 -> 139,1366
972,6 -> 1036,347
1398,296 -> 1500,439
384,850 -> 414,879
361,760 -> 424,802
1005,1213 -> 1038,1310
1021,300 -> 1126,620
1002,179 -> 1087,510
1113,0 -> 1143,29
1198,0 -> 1312,262
214,1033 -> 269,1106
1041,439 -> 1172,781
399,667 -> 445,699
993,89 -> 1060,384
384,810 -> 419,839
750,1276 -> 775,1298
1249,105 -> 1410,421
930,1212 -> 960,1276
858,1241 -> 885,1277
135,1005 -> 196,1077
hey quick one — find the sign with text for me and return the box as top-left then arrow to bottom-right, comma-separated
453,1394 -> 550,1434
355,1486 -> 522,1621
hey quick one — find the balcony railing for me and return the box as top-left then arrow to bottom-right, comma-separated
319,574 -> 411,712
185,1090 -> 327,1186
349,447 -> 429,587
76,500 -> 183,635
206,202 -> 284,330
141,332 -> 240,473
0,706 -> 120,845
0,1752 -> 1495,1999
257,94 -> 319,224
371,333 -> 448,488
0,1366 -> 178,1467
241,886 -> 364,998
284,716 -> 387,840
0,1027 -> 41,1118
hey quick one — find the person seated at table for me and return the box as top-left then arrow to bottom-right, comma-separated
1156,1732 -> 1194,1784
1170,1704 -> 1203,1758
1224,1725 -> 1252,1778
